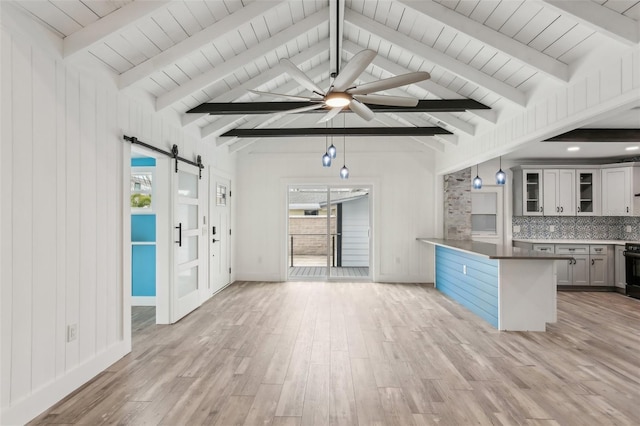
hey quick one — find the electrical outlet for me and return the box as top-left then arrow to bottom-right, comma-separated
513,225 -> 521,233
549,225 -> 555,232
67,324 -> 77,342
627,225 -> 632,233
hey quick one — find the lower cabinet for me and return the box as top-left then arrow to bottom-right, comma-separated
556,245 -> 589,286
531,243 -> 615,287
615,245 -> 627,289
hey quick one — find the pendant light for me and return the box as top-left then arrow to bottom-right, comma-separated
340,114 -> 349,179
327,118 -> 337,158
472,164 -> 482,189
322,131 -> 332,167
495,156 -> 506,185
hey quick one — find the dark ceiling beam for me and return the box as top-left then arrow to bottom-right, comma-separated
221,127 -> 453,138
544,128 -> 640,142
187,99 -> 490,115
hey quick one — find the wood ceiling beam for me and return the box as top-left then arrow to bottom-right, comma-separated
156,8 -> 327,111
541,0 -> 639,46
544,128 -> 640,142
203,66 -> 327,139
221,127 -> 453,137
342,41 -> 497,124
395,0 -> 569,83
353,69 -> 476,136
64,0 -> 173,59
188,99 -> 489,115
344,10 -> 527,108
372,114 -> 445,152
119,1 -> 285,89
182,43 -> 328,128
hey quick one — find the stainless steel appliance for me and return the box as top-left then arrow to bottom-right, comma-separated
623,243 -> 640,299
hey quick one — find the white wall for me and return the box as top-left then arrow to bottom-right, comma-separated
235,138 -> 436,283
0,5 -> 235,424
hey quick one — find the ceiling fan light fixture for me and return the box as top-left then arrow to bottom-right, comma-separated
325,92 -> 351,108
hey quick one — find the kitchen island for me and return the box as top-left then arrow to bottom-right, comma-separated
418,238 -> 573,332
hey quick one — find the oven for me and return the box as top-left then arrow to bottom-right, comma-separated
623,243 -> 640,299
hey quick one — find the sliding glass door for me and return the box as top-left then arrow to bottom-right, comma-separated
288,186 -> 370,280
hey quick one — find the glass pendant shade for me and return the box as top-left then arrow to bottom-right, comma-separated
340,165 -> 349,179
328,143 -> 337,159
495,169 -> 506,185
322,152 -> 332,167
472,164 -> 482,189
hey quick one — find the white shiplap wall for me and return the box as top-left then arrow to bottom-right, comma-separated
436,46 -> 640,174
0,10 -> 233,423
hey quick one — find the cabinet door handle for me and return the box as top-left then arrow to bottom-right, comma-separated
540,206 -> 543,212
577,206 -> 580,212
560,206 -> 563,213
627,206 -> 630,213
556,207 -> 559,213
591,259 -> 595,265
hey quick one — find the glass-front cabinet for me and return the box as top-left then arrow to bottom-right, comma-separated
576,169 -> 600,216
523,169 -> 543,216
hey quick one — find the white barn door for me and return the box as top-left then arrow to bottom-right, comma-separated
171,163 -> 204,323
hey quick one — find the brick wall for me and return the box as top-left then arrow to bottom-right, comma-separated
444,168 -> 472,240
289,216 -> 337,255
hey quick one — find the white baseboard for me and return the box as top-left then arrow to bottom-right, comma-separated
375,274 -> 431,283
235,272 -> 282,282
0,342 -> 129,426
131,296 -> 156,306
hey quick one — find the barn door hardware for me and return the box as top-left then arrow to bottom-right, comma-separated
123,135 -> 204,179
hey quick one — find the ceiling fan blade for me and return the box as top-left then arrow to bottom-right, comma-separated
349,99 -> 375,121
332,49 -> 377,92
317,107 -> 343,123
249,90 -> 320,102
279,103 -> 326,115
353,94 -> 419,107
280,58 -> 325,95
348,71 -> 430,95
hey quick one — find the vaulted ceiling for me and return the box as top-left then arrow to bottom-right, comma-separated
10,0 -> 640,159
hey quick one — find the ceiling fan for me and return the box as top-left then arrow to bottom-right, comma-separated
249,49 -> 430,122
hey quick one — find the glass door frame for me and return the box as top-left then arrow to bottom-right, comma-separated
286,183 -> 372,282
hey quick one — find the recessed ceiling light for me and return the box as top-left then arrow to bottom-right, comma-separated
567,146 -> 580,152
626,146 -> 639,151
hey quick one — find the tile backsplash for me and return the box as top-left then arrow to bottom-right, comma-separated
512,216 -> 640,241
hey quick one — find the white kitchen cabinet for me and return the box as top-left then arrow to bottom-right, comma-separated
523,169 -> 543,216
556,245 -> 589,286
543,169 -> 575,216
576,169 -> 600,216
601,166 -> 640,216
614,245 -> 626,289
590,255 -> 608,286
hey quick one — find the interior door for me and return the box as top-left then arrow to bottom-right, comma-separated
210,175 -> 231,294
171,162 -> 204,323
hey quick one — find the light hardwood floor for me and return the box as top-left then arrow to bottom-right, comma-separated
30,282 -> 640,425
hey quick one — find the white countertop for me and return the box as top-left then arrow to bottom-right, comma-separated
418,238 -> 573,260
513,239 -> 632,245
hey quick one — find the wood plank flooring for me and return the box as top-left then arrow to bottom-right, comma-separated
29,282 -> 640,425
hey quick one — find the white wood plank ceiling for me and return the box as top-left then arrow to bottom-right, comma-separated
9,0 -> 640,153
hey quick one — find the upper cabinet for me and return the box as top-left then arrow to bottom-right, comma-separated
513,169 -> 543,216
513,166 -> 605,216
601,166 -> 640,216
576,169 -> 600,216
543,169 -> 575,216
